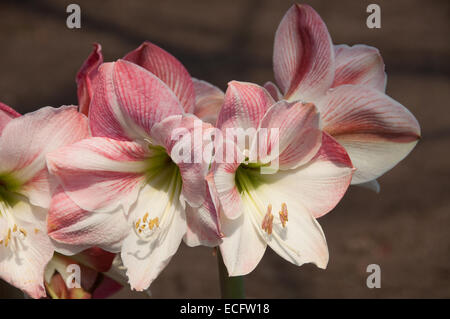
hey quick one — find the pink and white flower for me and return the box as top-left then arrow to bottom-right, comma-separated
0,104 -> 89,298
77,41 -> 224,124
47,60 -> 221,291
263,4 -> 420,189
211,81 -> 354,276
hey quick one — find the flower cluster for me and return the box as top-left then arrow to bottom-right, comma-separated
0,4 -> 420,298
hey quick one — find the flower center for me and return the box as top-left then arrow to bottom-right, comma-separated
133,147 -> 182,242
235,164 -> 289,235
0,200 -> 32,249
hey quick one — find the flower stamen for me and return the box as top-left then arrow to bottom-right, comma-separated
279,202 -> 288,228
262,204 -> 274,235
134,213 -> 160,240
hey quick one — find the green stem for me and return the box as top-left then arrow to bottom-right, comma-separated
217,249 -> 245,299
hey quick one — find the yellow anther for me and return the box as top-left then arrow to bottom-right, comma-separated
34,228 -> 39,234
262,204 -> 274,235
5,228 -> 11,247
147,217 -> 160,230
13,224 -> 17,232
20,228 -> 27,237
143,212 -> 149,223
135,219 -> 141,229
279,203 -> 288,228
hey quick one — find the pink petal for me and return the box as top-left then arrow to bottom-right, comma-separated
151,115 -> 213,207
263,81 -> 283,101
91,275 -> 123,299
124,41 -> 195,113
184,180 -> 222,247
259,132 -> 354,218
253,101 -> 322,169
0,102 -> 20,134
47,137 -> 149,213
76,248 -> 117,273
89,60 -> 183,141
0,106 -> 89,208
317,85 -> 420,184
48,187 -> 128,254
76,43 -> 103,116
216,81 -> 275,131
212,139 -> 245,220
192,78 -> 224,125
273,4 -> 334,102
332,44 -> 386,92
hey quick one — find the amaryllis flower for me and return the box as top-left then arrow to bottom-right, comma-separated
261,4 -> 420,190
0,104 -> 88,298
211,81 -> 354,275
47,60 -> 221,290
77,42 -> 223,124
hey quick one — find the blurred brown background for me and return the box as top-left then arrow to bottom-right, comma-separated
0,0 -> 449,298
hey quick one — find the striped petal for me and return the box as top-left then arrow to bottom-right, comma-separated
212,139 -> 245,220
89,60 -> 183,141
0,102 -> 20,134
263,81 -> 283,101
124,41 -> 195,113
253,101 -> 322,169
317,85 -> 420,184
151,115 -> 212,207
184,180 -> 222,248
48,187 -> 129,255
332,44 -> 386,92
0,106 -> 89,208
192,78 -> 224,125
216,81 -> 275,131
47,137 -> 149,213
259,133 -> 354,218
273,4 -> 334,102
76,43 -> 103,116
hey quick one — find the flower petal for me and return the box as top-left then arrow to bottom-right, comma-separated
124,41 -> 195,113
75,247 -> 117,273
263,81 -> 283,101
121,181 -> 186,291
219,209 -> 267,276
184,181 -> 222,248
76,43 -> 103,116
273,4 -> 334,101
357,179 -> 380,193
0,106 -> 89,208
151,114 -> 212,207
48,187 -> 129,255
0,102 -> 20,134
89,60 -> 183,141
253,101 -> 322,169
192,78 -> 224,125
216,81 -> 275,131
317,85 -> 420,184
259,132 -> 354,218
212,139 -> 245,220
332,44 -> 386,92
238,177 -> 329,269
47,137 -> 149,213
0,200 -> 54,299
